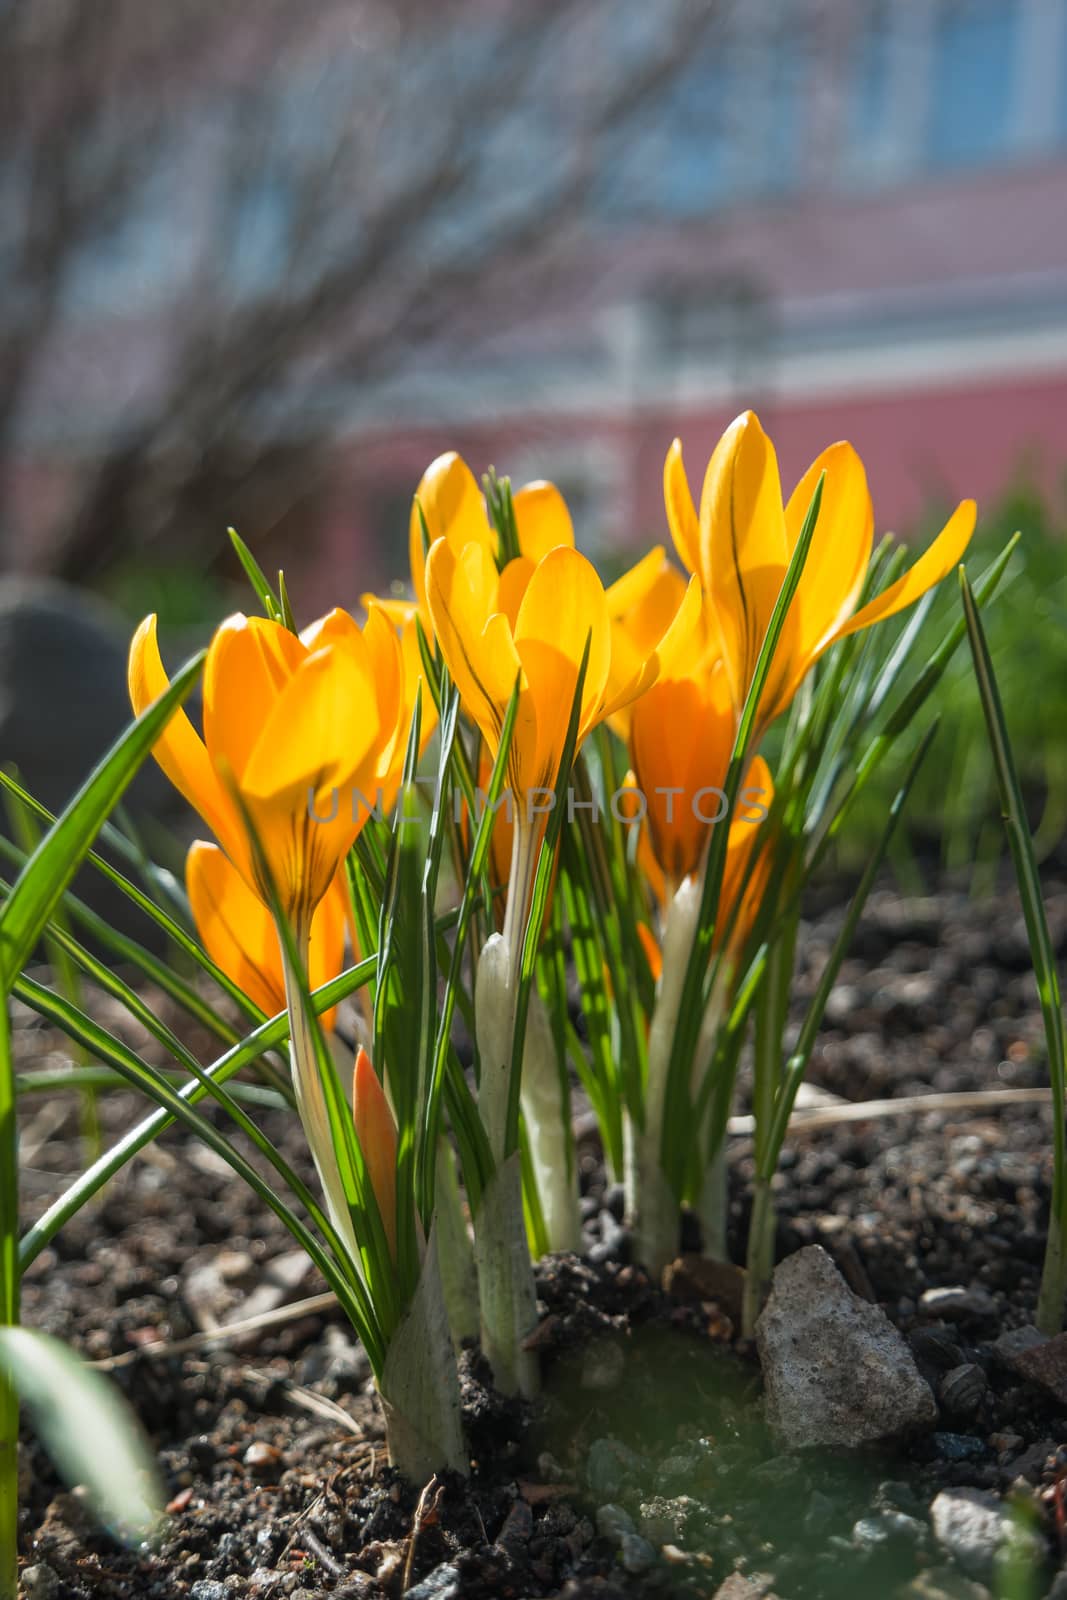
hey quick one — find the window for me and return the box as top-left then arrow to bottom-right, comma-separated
846,1 -> 897,175
927,0 -> 1020,168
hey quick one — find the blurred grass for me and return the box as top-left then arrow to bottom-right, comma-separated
838,477 -> 1067,891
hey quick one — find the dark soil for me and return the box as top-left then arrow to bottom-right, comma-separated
13,873 -> 1067,1600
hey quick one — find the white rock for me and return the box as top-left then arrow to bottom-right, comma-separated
755,1245 -> 937,1449
929,1488 -> 1016,1581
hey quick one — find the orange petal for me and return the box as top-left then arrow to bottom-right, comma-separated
186,841 -> 285,1019
352,1046 -> 398,1259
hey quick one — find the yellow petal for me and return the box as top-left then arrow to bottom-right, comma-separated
425,537 -> 525,757
831,499 -> 977,643
203,615 -> 306,784
410,452 -> 491,620
785,441 -> 873,663
358,593 -> 418,627
238,644 -> 383,919
699,411 -> 788,707
664,440 -> 700,577
242,643 -> 380,806
188,838 -> 346,1031
513,479 -> 575,560
128,615 -> 234,851
606,546 -> 673,619
513,546 -> 611,788
353,1046 -> 398,1259
496,555 -> 536,629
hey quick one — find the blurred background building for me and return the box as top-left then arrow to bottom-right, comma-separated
4,0 -> 1067,619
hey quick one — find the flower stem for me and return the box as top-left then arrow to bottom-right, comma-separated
281,935 -> 362,1276
473,831 -> 541,1396
742,1176 -> 776,1337
434,1139 -> 479,1347
630,876 -> 701,1280
378,1227 -> 467,1482
696,1145 -> 728,1262
520,985 -> 580,1254
1037,1206 -> 1067,1336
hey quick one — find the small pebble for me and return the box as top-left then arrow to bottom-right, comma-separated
580,1338 -> 625,1391
919,1287 -> 997,1323
189,1584 -> 228,1600
619,1532 -> 656,1573
403,1562 -> 464,1600
20,1568 -> 61,1600
596,1503 -> 636,1542
243,1441 -> 283,1476
586,1436 -> 645,1499
934,1431 -> 987,1461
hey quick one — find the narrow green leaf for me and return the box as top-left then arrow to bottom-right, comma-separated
229,527 -> 282,620
960,565 -> 1067,1332
0,1327 -> 162,1544
760,720 -> 939,1168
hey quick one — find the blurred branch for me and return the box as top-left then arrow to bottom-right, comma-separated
1,0 -> 734,584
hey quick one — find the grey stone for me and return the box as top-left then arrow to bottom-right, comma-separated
900,1566 -> 992,1599
403,1563 -> 463,1600
852,1511 -> 924,1550
755,1246 -> 937,1449
619,1533 -> 656,1573
20,1568 -> 62,1600
919,1287 -> 997,1323
580,1337 -> 625,1391
638,1495 -> 703,1547
595,1503 -> 635,1542
0,579 -> 193,943
992,1325 -> 1046,1367
585,1436 -> 645,1499
929,1487 -> 1040,1582
711,1576 -> 779,1599
189,1584 -> 228,1600
934,1432 -> 987,1461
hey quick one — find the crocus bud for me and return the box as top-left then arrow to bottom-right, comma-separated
352,1047 -> 398,1260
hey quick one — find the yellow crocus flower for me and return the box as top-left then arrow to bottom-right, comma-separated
425,539 -> 613,805
664,410 -> 977,731
364,450 -> 575,630
301,601 -> 436,817
129,608 -> 406,930
186,841 -> 346,1030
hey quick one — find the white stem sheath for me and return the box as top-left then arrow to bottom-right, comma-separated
630,875 -> 702,1280
473,931 -> 540,1395
282,952 -> 363,1278
379,1225 -> 468,1481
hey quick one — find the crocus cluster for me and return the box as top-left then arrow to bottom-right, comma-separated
129,409 -> 975,1477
